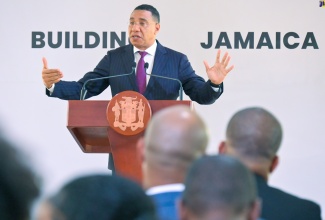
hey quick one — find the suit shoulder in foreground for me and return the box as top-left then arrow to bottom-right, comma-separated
255,175 -> 322,220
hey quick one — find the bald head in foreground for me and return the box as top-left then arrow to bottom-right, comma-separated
220,107 -> 282,179
219,107 -> 321,220
179,155 -> 260,220
137,105 -> 208,220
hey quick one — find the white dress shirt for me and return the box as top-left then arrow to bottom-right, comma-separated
146,183 -> 185,196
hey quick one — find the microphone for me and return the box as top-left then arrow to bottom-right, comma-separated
80,62 -> 136,100
144,62 -> 183,101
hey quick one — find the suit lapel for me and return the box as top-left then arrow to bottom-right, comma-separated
144,42 -> 168,96
151,41 -> 167,76
121,44 -> 138,91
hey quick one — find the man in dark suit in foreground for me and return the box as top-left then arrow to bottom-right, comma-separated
219,107 -> 322,220
179,155 -> 261,220
36,174 -> 157,220
42,4 -> 234,104
137,105 -> 209,220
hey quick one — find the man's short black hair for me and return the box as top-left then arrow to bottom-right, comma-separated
49,174 -> 157,220
182,155 -> 257,217
226,107 -> 282,161
134,4 -> 160,23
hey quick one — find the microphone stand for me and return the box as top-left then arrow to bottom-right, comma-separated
144,63 -> 183,101
80,64 -> 136,100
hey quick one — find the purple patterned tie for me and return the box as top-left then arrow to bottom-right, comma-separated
136,51 -> 147,94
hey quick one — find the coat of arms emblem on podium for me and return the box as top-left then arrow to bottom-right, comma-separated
112,96 -> 145,131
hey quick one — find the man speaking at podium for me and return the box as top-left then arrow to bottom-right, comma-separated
42,4 -> 234,104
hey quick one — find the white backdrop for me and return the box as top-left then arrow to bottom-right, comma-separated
1,0 -> 324,217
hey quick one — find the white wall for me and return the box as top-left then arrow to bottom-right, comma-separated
1,0 -> 324,218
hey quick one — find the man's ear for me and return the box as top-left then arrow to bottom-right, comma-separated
154,23 -> 161,35
269,155 -> 279,173
136,137 -> 145,163
218,141 -> 227,154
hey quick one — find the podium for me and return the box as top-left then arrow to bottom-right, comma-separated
67,92 -> 192,183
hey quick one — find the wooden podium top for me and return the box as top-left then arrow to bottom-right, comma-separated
67,100 -> 192,153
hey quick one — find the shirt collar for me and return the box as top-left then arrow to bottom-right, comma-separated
133,41 -> 157,56
146,183 -> 185,196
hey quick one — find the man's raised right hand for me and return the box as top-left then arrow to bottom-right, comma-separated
42,57 -> 63,89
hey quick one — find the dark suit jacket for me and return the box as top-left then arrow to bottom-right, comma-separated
150,191 -> 182,220
47,40 -> 223,104
255,174 -> 322,220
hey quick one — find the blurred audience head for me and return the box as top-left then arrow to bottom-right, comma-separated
37,174 -> 157,220
0,135 -> 40,220
219,107 -> 282,180
138,105 -> 209,188
179,155 -> 260,220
